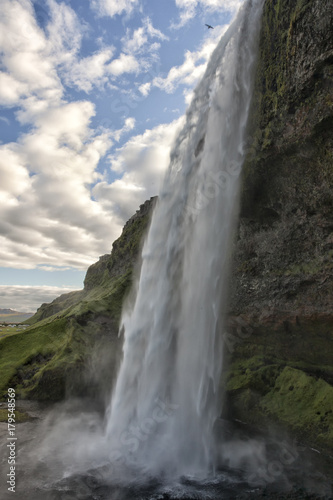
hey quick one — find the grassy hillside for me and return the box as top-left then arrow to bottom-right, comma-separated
0,198 -> 156,402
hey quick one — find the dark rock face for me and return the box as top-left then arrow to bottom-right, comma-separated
226,0 -> 333,450
234,0 -> 333,316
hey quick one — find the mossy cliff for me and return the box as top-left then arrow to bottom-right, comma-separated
0,198 -> 156,402
225,0 -> 333,451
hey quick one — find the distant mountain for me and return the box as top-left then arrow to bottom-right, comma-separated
0,309 -> 34,323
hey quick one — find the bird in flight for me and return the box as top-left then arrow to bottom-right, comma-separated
205,24 -> 214,29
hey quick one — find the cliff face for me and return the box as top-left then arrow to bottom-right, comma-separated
226,0 -> 333,450
233,0 -> 333,315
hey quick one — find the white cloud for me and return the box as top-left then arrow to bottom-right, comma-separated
0,98 -> 120,270
91,0 -> 140,18
0,285 -> 80,313
138,82 -> 151,96
0,1 -> 62,113
62,48 -> 115,93
107,53 -> 140,77
0,1 -> 181,277
0,0 -> 141,107
0,0 -> 166,105
0,72 -> 27,107
122,18 -> 168,54
0,94 -> 181,272
122,26 -> 147,53
113,117 -> 136,141
0,147 -> 31,196
62,17 -> 167,93
93,117 -> 184,221
46,1 -> 118,94
0,0 -> 152,273
184,87 -> 195,106
172,0 -> 197,28
47,0 -> 83,59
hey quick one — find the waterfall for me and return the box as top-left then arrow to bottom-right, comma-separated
105,0 -> 264,480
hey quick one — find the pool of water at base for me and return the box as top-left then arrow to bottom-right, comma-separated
1,402 -> 332,500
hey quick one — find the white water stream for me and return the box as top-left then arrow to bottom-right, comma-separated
105,0 -> 264,480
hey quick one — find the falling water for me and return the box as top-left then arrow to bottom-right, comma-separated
105,0 -> 264,480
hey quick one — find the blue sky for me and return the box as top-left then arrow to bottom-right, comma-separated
0,0 -> 243,312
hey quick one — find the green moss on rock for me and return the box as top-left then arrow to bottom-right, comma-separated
261,367 -> 333,447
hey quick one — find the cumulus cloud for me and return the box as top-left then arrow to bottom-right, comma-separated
0,285 -> 80,313
0,0 -> 159,105
0,92 -> 181,271
91,0 -> 140,18
47,1 -> 136,92
138,82 -> 151,96
122,18 -> 168,54
62,48 -> 115,92
93,117 -> 184,221
0,0 -> 62,113
60,16 -> 168,92
0,98 -> 121,270
107,53 -> 140,77
47,0 -> 83,62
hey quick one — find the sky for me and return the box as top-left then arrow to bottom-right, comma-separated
0,0 -> 244,312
